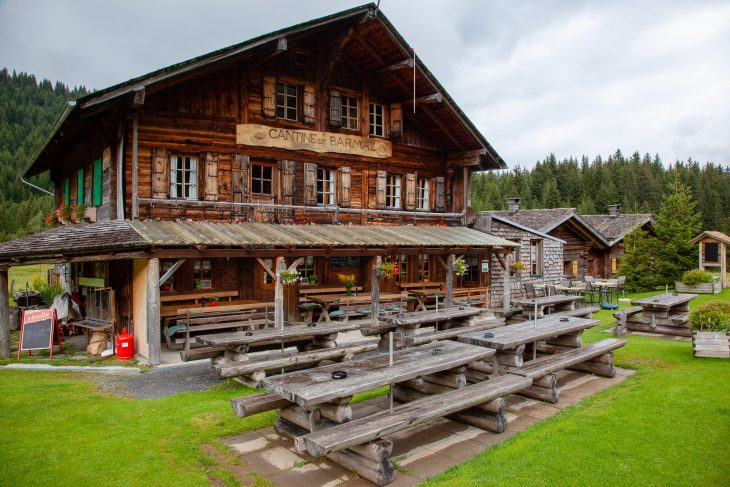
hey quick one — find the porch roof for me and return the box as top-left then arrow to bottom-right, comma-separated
0,220 -> 516,264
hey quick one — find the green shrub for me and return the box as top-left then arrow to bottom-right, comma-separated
681,270 -> 713,286
689,301 -> 730,332
31,277 -> 64,306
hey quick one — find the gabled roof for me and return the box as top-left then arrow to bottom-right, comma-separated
488,208 -> 608,248
582,214 -> 655,246
691,231 -> 730,245
476,214 -> 566,244
24,3 -> 506,177
0,221 -> 516,264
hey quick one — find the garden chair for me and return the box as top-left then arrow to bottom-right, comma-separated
523,282 -> 537,299
583,282 -> 600,305
617,276 -> 626,297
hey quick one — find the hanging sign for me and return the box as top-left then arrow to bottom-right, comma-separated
236,124 -> 392,158
481,260 -> 489,273
18,309 -> 58,359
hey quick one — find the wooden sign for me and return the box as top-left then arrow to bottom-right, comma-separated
18,309 -> 57,359
236,124 -> 392,159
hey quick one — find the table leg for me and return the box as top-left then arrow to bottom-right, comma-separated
318,303 -> 332,322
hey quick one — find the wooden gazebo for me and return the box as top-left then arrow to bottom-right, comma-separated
691,231 -> 729,288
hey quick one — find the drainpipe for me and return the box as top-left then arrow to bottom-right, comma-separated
20,176 -> 54,196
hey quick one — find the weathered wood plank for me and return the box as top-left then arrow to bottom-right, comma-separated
458,316 -> 599,350
231,392 -> 292,417
196,321 -> 359,347
511,339 -> 625,379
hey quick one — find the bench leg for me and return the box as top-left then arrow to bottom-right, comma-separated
517,374 -> 559,403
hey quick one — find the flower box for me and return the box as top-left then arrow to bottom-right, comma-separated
84,206 -> 97,223
692,331 -> 730,358
675,281 -> 721,294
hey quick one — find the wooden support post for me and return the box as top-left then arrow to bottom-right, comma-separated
132,115 -> 139,219
371,256 -> 381,326
445,254 -> 455,307
146,258 -> 161,365
0,268 -> 10,358
275,257 -> 285,330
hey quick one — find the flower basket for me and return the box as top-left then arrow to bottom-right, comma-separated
455,260 -> 469,277
279,269 -> 300,286
377,257 -> 399,280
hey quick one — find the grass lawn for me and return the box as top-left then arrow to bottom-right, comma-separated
0,289 -> 728,486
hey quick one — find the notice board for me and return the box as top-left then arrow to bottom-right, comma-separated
18,309 -> 57,359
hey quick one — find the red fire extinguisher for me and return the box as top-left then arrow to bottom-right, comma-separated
116,327 -> 134,361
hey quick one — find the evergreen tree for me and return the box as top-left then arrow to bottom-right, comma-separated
618,228 -> 658,291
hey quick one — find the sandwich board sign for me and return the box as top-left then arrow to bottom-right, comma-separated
18,309 -> 59,359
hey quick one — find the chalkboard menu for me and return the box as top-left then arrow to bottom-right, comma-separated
330,256 -> 362,268
19,309 -> 55,351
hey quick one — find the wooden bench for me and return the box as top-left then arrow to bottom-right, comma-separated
299,286 -> 364,302
329,296 -> 405,321
164,302 -> 274,354
549,306 -> 600,319
401,320 -> 504,347
451,287 -> 490,307
612,306 -> 642,320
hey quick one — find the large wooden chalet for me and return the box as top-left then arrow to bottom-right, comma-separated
0,4 -> 517,363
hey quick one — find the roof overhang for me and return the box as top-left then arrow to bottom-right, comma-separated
488,215 -> 567,244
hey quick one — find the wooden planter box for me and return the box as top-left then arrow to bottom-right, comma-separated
675,281 -> 721,294
692,331 -> 730,358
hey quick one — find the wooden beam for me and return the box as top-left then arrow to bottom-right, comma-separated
319,27 -> 356,93
0,269 -> 10,358
274,257 -> 285,330
421,105 -> 464,151
364,58 -> 412,78
248,37 -> 288,69
132,88 -> 145,107
445,254 -> 455,307
371,256 -> 381,326
256,257 -> 276,279
146,258 -> 161,365
158,259 -> 186,286
399,93 -> 442,105
352,29 -> 384,65
131,115 -> 139,219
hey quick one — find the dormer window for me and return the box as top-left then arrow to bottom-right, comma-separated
276,82 -> 298,121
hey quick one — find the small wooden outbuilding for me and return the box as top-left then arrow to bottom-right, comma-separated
691,231 -> 729,288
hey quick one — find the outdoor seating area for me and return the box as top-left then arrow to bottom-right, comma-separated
613,292 -> 698,337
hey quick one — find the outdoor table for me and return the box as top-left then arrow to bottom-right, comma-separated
512,294 -> 584,319
555,285 -> 585,295
195,321 -> 359,350
261,340 -> 493,407
592,280 -> 618,305
458,315 -> 599,374
409,288 -> 445,311
625,293 -> 698,334
364,306 -> 483,347
307,293 -> 403,322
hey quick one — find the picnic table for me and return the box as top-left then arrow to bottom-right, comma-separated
512,294 -> 583,319
306,293 -> 404,322
408,288 -> 445,311
617,292 -> 698,337
196,321 -> 359,350
458,315 -> 599,375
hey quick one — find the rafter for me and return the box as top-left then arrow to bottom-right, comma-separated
319,26 -> 356,92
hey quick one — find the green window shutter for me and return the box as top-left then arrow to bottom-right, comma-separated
64,178 -> 70,205
93,159 -> 102,206
77,169 -> 84,204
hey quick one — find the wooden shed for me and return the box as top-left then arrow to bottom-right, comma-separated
691,231 -> 729,288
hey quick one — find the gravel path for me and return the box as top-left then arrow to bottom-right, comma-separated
98,361 -> 222,399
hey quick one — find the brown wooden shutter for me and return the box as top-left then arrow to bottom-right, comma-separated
204,153 -> 219,201
303,84 -> 316,125
151,148 -> 169,199
405,173 -> 416,211
389,103 -> 402,137
435,176 -> 446,211
303,162 -> 317,206
280,160 -> 296,221
329,90 -> 342,128
376,170 -> 387,209
232,154 -> 250,202
339,167 -> 351,208
262,75 -> 276,118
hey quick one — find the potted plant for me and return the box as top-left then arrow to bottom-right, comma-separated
377,257 -> 399,280
690,301 -> 730,358
308,274 -> 318,285
279,269 -> 300,285
455,260 -> 469,277
676,270 -> 721,294
160,279 -> 172,292
338,273 -> 356,296
209,295 -> 219,307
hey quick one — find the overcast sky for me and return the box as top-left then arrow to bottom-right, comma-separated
2,0 -> 728,168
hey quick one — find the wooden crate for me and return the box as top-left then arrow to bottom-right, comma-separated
675,282 -> 721,294
692,331 -> 730,358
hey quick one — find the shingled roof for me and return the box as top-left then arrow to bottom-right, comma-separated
582,214 -> 654,246
488,208 -> 608,248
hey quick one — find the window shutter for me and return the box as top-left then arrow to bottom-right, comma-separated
303,162 -> 317,206
262,75 -> 276,118
151,148 -> 169,199
232,154 -> 249,202
376,170 -> 387,209
280,160 -> 296,204
77,169 -> 84,204
93,159 -> 102,206
303,84 -> 316,125
435,176 -> 446,211
405,173 -> 416,211
389,103 -> 402,137
339,166 -> 351,208
329,90 -> 342,128
64,178 -> 70,205
204,153 -> 219,201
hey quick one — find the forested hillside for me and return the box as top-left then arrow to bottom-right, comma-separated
0,68 -> 87,241
472,152 -> 730,232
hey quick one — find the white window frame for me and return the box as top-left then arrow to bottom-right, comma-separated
369,103 -> 384,136
396,255 -> 408,283
316,168 -> 335,206
251,163 -> 273,195
418,254 -> 430,281
276,82 -> 298,121
530,239 -> 544,276
170,155 -> 198,200
417,177 -> 430,210
341,95 -> 359,130
299,256 -> 315,279
263,258 -> 274,285
386,174 -> 401,208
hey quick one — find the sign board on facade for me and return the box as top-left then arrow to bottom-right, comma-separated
481,260 -> 489,273
236,124 -> 392,159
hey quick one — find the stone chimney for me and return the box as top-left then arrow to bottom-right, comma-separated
608,204 -> 621,217
507,197 -> 521,213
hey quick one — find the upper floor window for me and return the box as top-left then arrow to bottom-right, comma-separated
341,95 -> 359,130
369,103 -> 384,136
530,239 -> 544,276
317,168 -> 335,205
276,82 -> 298,121
386,174 -> 401,208
170,155 -> 198,199
417,178 -> 430,210
251,163 -> 273,195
